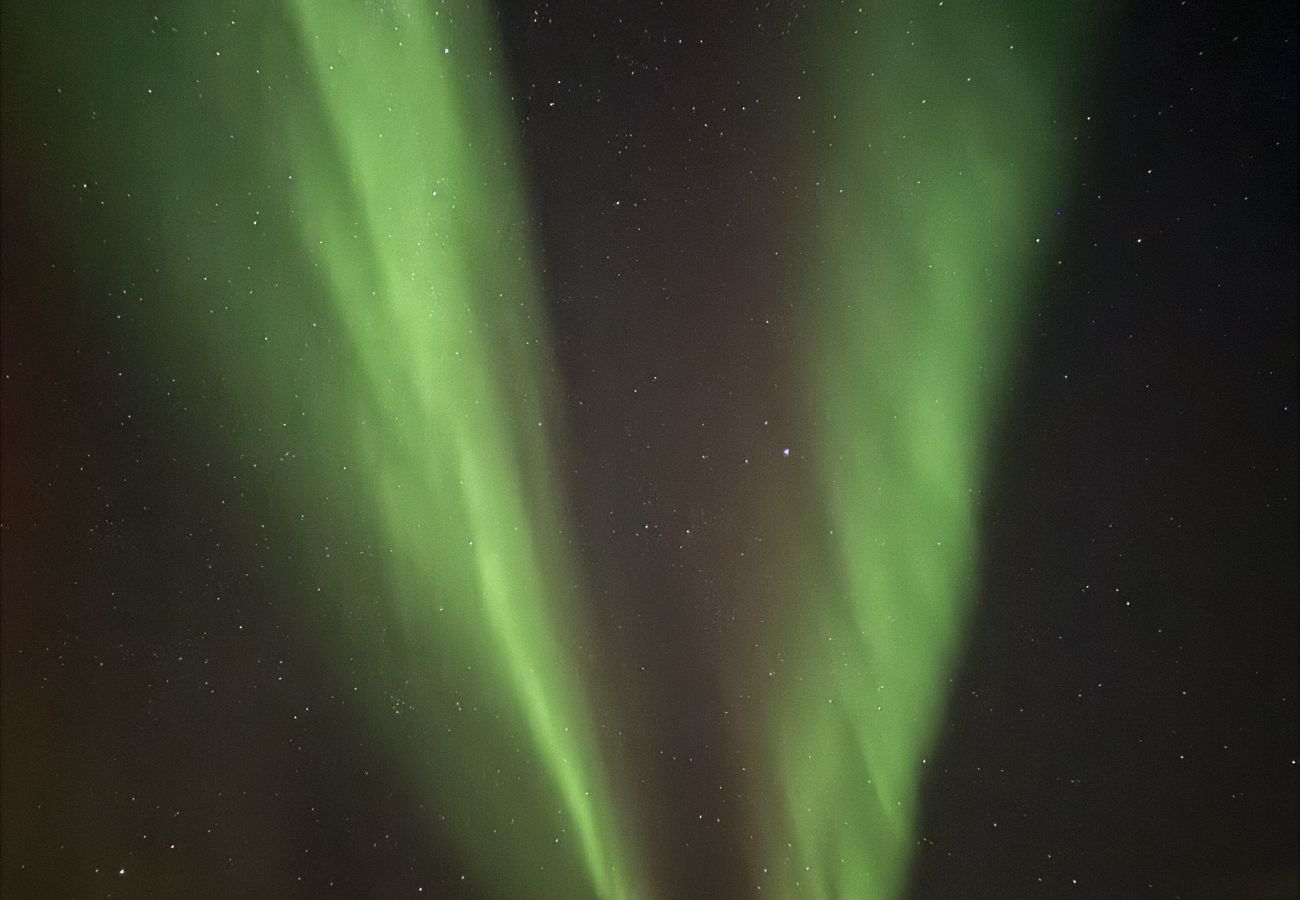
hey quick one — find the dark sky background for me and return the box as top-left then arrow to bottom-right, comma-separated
3,1 -> 1297,898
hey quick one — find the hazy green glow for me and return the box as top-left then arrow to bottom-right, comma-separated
4,1 -> 643,895
281,3 -> 642,897
756,5 -> 1085,897
5,0 -> 1093,894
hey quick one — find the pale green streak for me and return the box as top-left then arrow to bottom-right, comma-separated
757,5 -> 1087,898
283,2 -> 641,897
3,0 -> 643,890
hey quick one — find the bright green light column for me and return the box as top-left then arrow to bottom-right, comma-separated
753,5 -> 1089,897
280,3 -> 644,897
4,0 -> 646,894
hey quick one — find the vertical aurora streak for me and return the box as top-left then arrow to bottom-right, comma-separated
5,1 -> 643,896
276,2 -> 644,896
750,4 -> 1089,897
276,3 -> 645,897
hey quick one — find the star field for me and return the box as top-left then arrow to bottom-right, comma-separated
2,1 -> 1296,898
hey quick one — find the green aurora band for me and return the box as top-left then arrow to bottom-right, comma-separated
6,1 -> 644,897
277,3 -> 646,897
748,4 -> 1090,898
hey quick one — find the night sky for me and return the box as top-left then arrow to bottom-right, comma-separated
2,1 -> 1297,899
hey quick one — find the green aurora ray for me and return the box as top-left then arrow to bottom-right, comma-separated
277,3 -> 647,897
746,4 -> 1093,898
5,1 -> 645,897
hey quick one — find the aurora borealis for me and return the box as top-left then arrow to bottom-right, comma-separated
3,1 -> 1298,899
746,6 -> 1089,897
283,3 -> 643,895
